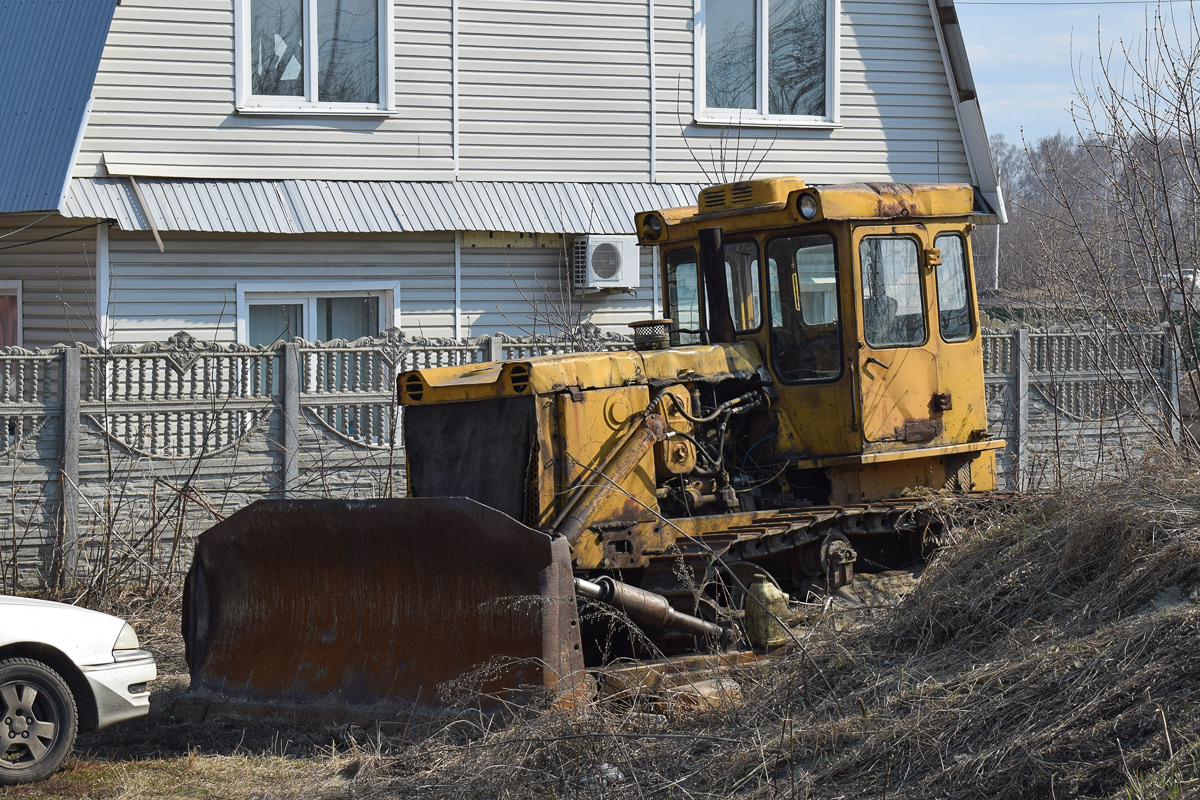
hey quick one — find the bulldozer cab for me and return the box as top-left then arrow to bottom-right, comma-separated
640,177 -> 994,497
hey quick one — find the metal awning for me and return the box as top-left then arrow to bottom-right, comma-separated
62,178 -> 706,236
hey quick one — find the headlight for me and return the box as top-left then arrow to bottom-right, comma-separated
641,213 -> 663,241
113,623 -> 140,652
797,193 -> 819,220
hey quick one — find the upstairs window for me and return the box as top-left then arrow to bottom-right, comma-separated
237,0 -> 395,113
697,0 -> 838,126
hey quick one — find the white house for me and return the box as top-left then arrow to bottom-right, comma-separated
0,0 -> 1002,349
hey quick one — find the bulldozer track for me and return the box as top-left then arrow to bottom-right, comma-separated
634,493 -> 1011,638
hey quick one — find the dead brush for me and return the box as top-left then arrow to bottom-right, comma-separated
354,454 -> 1200,799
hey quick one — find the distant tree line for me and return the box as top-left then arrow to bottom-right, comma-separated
976,4 -> 1200,339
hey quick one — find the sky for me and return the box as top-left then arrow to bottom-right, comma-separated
955,0 -> 1194,144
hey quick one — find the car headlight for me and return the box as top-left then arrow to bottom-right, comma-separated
113,623 -> 140,652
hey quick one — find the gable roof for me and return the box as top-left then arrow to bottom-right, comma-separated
0,0 -> 119,213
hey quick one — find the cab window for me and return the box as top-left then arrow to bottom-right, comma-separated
767,234 -> 841,382
666,247 -> 702,344
934,233 -> 973,342
724,240 -> 761,332
859,237 -> 926,348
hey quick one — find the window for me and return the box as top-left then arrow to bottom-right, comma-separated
666,248 -> 703,345
767,234 -> 840,382
696,0 -> 838,126
934,234 -> 973,342
859,237 -> 925,348
236,0 -> 395,113
0,282 -> 20,348
236,283 -> 396,345
724,240 -> 762,332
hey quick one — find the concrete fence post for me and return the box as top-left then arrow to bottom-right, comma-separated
1012,328 -> 1031,491
487,335 -> 504,362
1163,333 -> 1182,444
58,347 -> 81,587
281,342 -> 300,499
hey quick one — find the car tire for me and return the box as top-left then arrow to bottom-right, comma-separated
0,658 -> 79,785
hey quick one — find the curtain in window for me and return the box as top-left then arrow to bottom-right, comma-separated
317,297 -> 379,341
248,303 -> 304,346
0,295 -> 16,348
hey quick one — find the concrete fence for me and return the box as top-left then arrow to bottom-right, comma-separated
0,326 -> 1180,590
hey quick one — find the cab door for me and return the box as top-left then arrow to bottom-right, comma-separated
853,226 -> 940,444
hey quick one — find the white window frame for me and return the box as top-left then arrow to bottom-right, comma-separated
0,281 -> 22,349
693,0 -> 841,128
235,281 -> 399,344
234,0 -> 396,115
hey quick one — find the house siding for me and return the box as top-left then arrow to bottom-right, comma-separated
78,0 -> 971,187
0,215 -> 99,348
459,242 -> 657,335
101,231 -> 657,343
105,232 -> 457,343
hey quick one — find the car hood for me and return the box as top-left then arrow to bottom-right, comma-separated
0,595 -> 129,667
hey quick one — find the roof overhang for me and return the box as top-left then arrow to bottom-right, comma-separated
60,178 -> 706,236
929,0 -> 1007,224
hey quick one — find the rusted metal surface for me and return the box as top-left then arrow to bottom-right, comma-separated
182,497 -> 584,723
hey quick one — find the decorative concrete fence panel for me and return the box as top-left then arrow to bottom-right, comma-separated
0,326 -> 1182,590
982,327 -> 1178,491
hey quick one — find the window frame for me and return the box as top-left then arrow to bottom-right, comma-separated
0,280 -> 22,349
693,0 -> 841,128
234,0 -> 396,115
235,281 -> 398,345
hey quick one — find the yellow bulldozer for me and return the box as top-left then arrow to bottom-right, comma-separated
181,177 -> 1003,723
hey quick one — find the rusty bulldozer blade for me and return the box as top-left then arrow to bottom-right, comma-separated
180,498 -> 584,724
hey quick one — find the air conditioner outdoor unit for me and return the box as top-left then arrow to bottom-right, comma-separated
572,235 -> 640,293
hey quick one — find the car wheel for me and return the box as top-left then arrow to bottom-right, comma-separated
0,658 -> 78,785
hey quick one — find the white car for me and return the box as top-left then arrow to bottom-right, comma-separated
0,595 -> 157,784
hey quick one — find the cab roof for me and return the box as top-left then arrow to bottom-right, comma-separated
635,177 -> 975,245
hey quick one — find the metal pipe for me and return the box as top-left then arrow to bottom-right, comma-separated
574,576 -> 734,647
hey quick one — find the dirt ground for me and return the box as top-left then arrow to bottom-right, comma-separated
11,458 -> 1200,799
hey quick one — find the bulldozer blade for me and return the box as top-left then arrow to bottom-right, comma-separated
180,497 -> 584,725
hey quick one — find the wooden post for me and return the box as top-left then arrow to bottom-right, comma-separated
281,342 -> 300,499
1012,328 -> 1030,491
59,348 -> 81,587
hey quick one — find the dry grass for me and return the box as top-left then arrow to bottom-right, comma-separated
28,453 -> 1200,799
